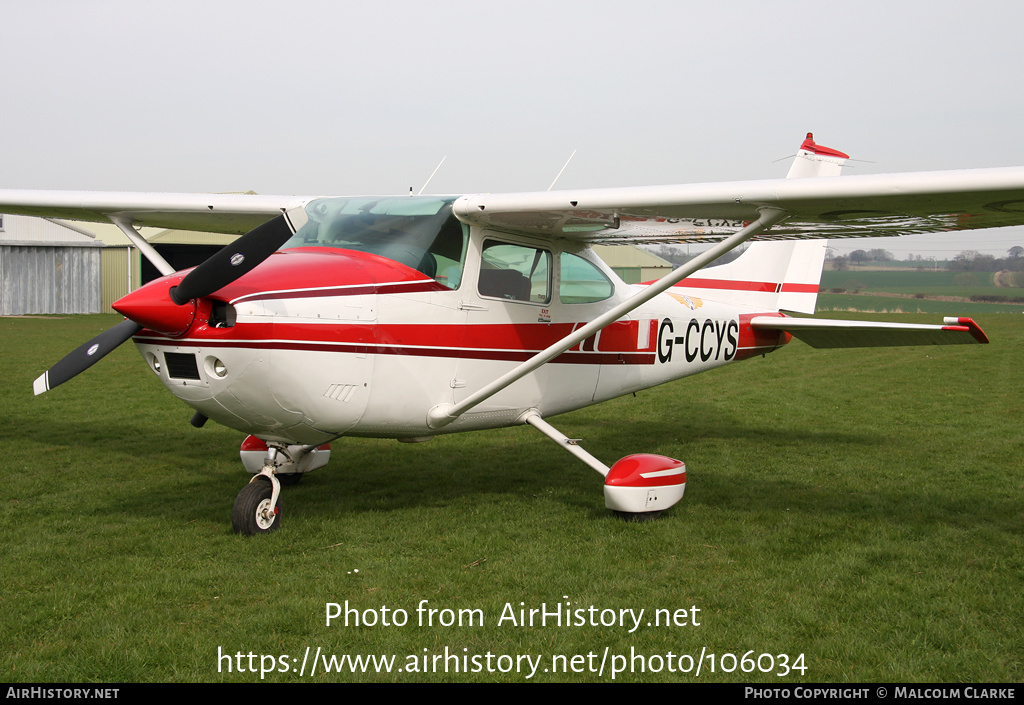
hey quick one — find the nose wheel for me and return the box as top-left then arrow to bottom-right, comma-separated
232,477 -> 282,535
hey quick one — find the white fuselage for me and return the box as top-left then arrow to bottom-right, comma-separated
132,226 -> 784,445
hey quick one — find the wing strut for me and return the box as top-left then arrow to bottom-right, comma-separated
109,215 -> 176,276
427,206 -> 789,429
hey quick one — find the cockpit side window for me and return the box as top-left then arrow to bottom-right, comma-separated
430,215 -> 469,290
478,240 -> 551,304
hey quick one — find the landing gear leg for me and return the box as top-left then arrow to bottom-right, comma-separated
232,447 -> 284,535
521,411 -> 685,521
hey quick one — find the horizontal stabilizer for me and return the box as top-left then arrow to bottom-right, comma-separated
750,316 -> 988,348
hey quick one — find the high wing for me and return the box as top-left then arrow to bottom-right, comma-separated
0,190 -> 303,234
452,167 -> 1024,243
4,165 -> 1024,242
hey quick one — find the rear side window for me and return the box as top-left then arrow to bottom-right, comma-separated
560,252 -> 613,303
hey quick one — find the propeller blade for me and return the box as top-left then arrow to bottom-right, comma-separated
170,214 -> 293,305
33,319 -> 143,395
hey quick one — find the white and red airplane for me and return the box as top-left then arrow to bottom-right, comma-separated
2,134 -> 1020,534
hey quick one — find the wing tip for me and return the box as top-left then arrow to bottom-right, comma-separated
942,316 -> 989,344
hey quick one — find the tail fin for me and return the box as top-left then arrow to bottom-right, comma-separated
786,132 -> 850,179
673,134 -> 848,314
677,240 -> 828,315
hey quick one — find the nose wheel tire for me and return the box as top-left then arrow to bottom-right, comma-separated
232,479 -> 281,535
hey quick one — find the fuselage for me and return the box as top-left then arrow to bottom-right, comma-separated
113,197 -> 789,445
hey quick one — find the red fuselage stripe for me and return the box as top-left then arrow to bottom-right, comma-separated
135,334 -> 656,365
139,319 -> 658,354
641,278 -> 819,294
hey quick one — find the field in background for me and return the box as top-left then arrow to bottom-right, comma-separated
818,269 -> 1024,314
1,314 -> 1021,682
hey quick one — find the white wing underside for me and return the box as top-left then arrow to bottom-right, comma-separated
453,167 -> 1024,244
2,166 -> 1024,243
0,190 -> 305,234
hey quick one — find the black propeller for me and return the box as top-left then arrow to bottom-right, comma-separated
33,319 -> 143,395
170,214 -> 293,304
35,212 -> 295,395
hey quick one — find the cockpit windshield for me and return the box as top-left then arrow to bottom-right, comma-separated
282,196 -> 469,289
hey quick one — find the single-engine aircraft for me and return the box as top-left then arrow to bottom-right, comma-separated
3,134 -> 1021,534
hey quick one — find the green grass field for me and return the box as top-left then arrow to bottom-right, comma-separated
2,314 -> 1022,682
816,294 -> 1024,315
822,269 -> 1024,298
822,269 -> 989,290
818,269 -> 1024,314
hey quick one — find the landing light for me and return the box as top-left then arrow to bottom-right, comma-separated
206,357 -> 228,379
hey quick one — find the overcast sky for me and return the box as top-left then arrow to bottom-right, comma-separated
2,0 -> 1023,256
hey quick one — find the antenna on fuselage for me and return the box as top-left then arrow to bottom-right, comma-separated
547,149 -> 577,191
417,156 -> 447,195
